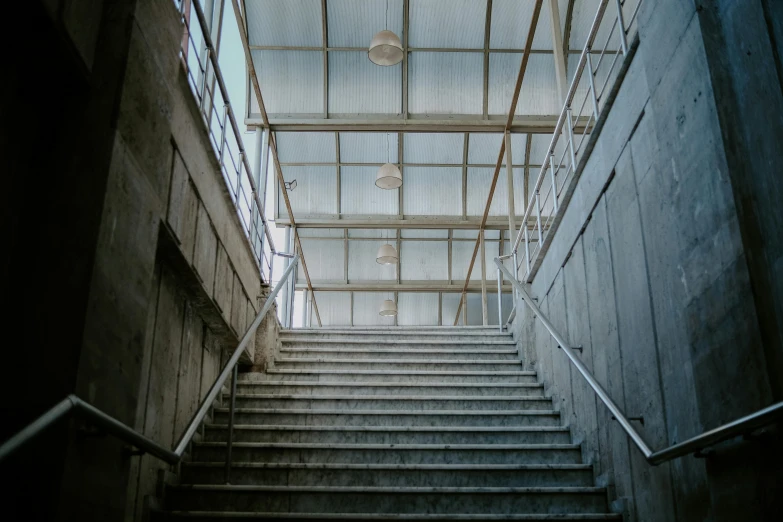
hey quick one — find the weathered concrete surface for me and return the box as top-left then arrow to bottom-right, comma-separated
2,1 -> 273,521
512,1 -> 783,520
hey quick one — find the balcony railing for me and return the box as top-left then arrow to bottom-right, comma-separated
176,0 -> 276,282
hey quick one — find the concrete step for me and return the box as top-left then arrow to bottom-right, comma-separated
280,339 -> 517,348
279,348 -> 520,361
231,395 -> 553,411
212,409 -> 562,427
258,369 -> 538,384
191,442 -> 582,465
180,463 -> 595,488
234,381 -> 545,397
154,513 -> 621,521
202,425 -> 572,445
273,360 -> 523,373
163,485 -> 608,514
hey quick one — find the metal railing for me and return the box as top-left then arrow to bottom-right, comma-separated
496,258 -> 783,465
177,0 -> 276,282
0,256 -> 300,482
512,0 -> 643,281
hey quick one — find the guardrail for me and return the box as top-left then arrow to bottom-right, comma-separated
177,0 -> 276,282
0,255 -> 300,483
512,0 -> 642,280
496,258 -> 783,465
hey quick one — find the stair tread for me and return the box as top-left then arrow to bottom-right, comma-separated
182,463 -> 589,470
193,443 -> 578,450
280,349 -> 518,354
233,395 -> 546,401
275,359 -> 521,364
213,408 -> 559,415
169,485 -> 603,493
204,425 -> 568,432
160,513 -> 620,520
266,370 -> 534,375
236,382 -> 542,388
281,339 -> 516,345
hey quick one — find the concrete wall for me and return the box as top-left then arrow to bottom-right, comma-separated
511,1 -> 783,521
1,1 -> 274,521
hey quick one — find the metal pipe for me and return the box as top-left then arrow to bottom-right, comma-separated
614,0 -> 629,55
524,226 -> 531,275
224,364 -> 238,483
586,51 -> 600,115
565,107 -> 578,178
535,192 -> 543,244
174,255 -> 299,456
495,258 -> 654,459
549,152 -> 558,212
512,250 -> 519,301
496,267 -> 503,331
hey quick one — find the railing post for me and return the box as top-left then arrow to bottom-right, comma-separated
549,152 -> 558,212
199,48 -> 212,111
497,267 -> 503,331
512,250 -> 519,301
535,191 -> 543,245
219,104 -> 229,165
224,363 -> 238,484
614,0 -> 629,55
586,50 -> 600,116
524,226 -> 531,275
566,107 -> 578,177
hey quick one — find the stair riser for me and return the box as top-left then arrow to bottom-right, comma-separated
213,411 -> 561,427
279,334 -> 512,343
191,446 -> 582,465
231,398 -> 553,411
155,515 -> 621,522
279,350 -> 520,361
274,362 -> 521,372
180,467 -> 594,488
203,428 -> 572,445
234,384 -> 545,397
260,373 -> 537,384
165,490 -> 607,514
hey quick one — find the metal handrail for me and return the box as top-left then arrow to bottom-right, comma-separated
0,256 -> 300,470
495,258 -> 783,465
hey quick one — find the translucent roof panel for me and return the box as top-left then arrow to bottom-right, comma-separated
340,132 -> 399,164
313,291 -> 351,326
490,0 -> 568,50
297,239 -> 344,281
276,132 -> 336,163
408,52 -> 484,115
402,167 -> 462,215
397,293 -> 439,325
252,51 -> 323,114
340,166 -> 399,215
466,167 -> 525,217
467,133 -> 527,165
529,133 -> 567,167
488,53 -> 560,116
327,0 -> 404,47
298,228 -> 345,238
246,0 -> 323,47
403,133 -> 463,164
279,165 -> 336,215
569,0 -> 617,51
348,229 -> 398,238
328,51 -> 402,115
400,229 -> 449,239
409,0 -> 487,49
401,241 -> 448,280
353,292 -> 395,325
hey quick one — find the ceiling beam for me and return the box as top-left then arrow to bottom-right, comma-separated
296,282 -> 512,293
321,0 -> 329,117
275,217 -> 542,230
252,116 -> 591,133
247,45 -> 613,54
482,0 -> 493,118
548,0 -> 568,102
402,0 -> 409,118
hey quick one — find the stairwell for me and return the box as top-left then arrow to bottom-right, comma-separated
155,326 -> 620,521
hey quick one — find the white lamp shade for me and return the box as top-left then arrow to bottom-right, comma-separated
379,299 -> 398,316
376,243 -> 398,264
368,30 -> 404,66
375,163 -> 402,189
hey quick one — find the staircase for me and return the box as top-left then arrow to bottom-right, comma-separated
156,326 -> 620,521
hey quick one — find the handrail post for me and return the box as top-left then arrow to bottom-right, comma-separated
549,152 -> 558,212
524,226 -> 531,276
614,0 -> 629,55
565,107 -> 578,177
496,267 -> 503,331
224,364 -> 238,484
586,50 -> 600,115
535,192 -> 543,245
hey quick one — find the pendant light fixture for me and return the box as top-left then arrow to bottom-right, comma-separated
369,0 -> 403,66
375,133 -> 402,189
379,299 -> 398,316
376,243 -> 398,264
